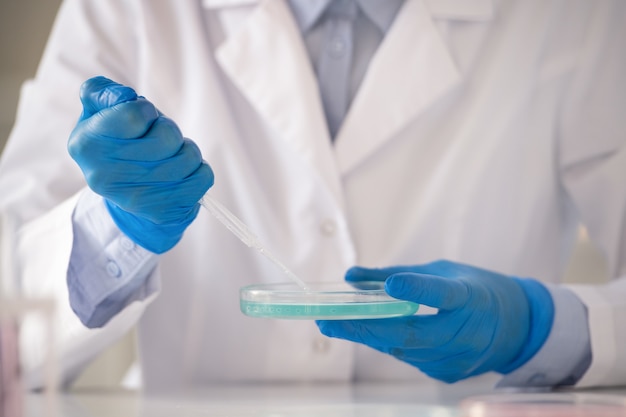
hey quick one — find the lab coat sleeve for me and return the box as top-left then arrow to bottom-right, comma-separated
557,1 -> 626,388
14,192 -> 160,389
0,0 -> 158,388
68,189 -> 160,328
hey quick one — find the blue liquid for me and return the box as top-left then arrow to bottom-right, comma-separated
240,300 -> 419,320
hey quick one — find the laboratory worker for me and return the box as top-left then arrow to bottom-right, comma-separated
0,0 -> 625,393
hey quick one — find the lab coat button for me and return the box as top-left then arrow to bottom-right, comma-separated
106,260 -> 122,278
120,237 -> 135,250
319,219 -> 337,237
329,37 -> 347,58
313,337 -> 330,354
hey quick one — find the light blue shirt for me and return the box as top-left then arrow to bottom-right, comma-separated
68,0 -> 591,388
287,0 -> 404,137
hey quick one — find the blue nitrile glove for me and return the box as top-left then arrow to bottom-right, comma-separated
68,76 -> 214,253
317,260 -> 555,383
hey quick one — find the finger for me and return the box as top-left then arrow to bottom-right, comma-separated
138,138 -> 204,182
344,260 -> 469,283
416,351 -> 486,383
395,260 -> 470,277
317,319 -> 408,348
381,346 -> 451,364
317,315 -> 449,349
345,265 -> 418,283
137,116 -> 186,160
86,138 -> 206,191
108,161 -> 214,223
345,343 -> 456,368
79,76 -> 138,118
385,273 -> 469,310
77,76 -> 159,140
82,98 -> 159,139
70,115 -> 186,166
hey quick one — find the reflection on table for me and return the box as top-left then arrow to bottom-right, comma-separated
25,375 -> 626,417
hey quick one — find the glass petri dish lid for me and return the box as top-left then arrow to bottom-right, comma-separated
240,281 -> 419,320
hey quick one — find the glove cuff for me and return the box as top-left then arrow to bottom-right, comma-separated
498,278 -> 555,374
105,199 -> 199,254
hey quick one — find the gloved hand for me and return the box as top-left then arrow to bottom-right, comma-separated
68,76 -> 214,253
317,260 -> 554,383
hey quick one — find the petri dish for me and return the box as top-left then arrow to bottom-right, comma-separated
240,281 -> 419,320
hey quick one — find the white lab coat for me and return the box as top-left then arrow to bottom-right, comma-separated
0,0 -> 625,391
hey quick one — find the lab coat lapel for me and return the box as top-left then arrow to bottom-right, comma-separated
335,0 -> 464,174
215,0 -> 345,208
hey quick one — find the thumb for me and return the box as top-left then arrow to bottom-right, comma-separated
385,272 -> 469,310
77,76 -> 159,139
79,76 -> 138,119
345,265 -> 421,283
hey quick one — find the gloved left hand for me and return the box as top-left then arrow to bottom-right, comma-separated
317,260 -> 555,383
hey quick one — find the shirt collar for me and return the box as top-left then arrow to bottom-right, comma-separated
358,0 -> 405,33
287,0 -> 405,34
287,0 -> 332,33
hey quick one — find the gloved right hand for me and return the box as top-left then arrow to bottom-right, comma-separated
317,261 -> 554,383
68,76 -> 214,253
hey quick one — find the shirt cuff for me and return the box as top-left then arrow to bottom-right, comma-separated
496,283 -> 591,389
67,189 -> 160,328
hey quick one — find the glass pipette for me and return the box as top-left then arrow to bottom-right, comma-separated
199,192 -> 309,290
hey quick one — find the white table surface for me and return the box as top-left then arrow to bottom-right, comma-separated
25,376 -> 626,417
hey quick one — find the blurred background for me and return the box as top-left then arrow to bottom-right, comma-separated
0,0 -> 60,150
0,0 -> 608,392
0,0 -> 136,390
